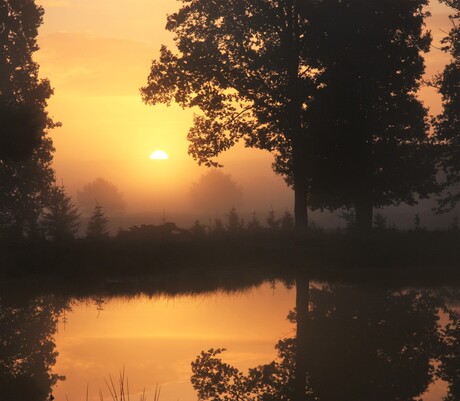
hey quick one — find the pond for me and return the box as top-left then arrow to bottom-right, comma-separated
52,283 -> 295,400
1,278 -> 459,401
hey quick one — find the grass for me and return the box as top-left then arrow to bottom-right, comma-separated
77,369 -> 161,401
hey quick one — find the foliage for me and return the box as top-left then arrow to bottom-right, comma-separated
191,348 -> 292,401
0,0 -> 59,238
303,0 -> 437,229
77,178 -> 126,216
191,285 -> 441,401
0,295 -> 66,401
0,142 -> 55,239
339,208 -> 355,230
247,212 -> 261,232
373,212 -> 387,230
190,219 -> 207,236
438,310 -> 460,401
266,209 -> 279,230
211,218 -> 225,234
142,0 -> 438,230
41,185 -> 80,241
280,211 -> 294,231
86,204 -> 109,239
189,170 -> 243,213
225,207 -> 244,233
303,285 -> 440,401
141,0 -> 315,227
435,0 -> 460,212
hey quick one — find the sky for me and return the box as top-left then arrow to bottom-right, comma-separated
34,0 -> 453,223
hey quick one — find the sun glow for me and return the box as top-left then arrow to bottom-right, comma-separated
150,150 -> 169,160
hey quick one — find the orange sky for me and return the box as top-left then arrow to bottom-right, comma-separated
34,0 -> 453,218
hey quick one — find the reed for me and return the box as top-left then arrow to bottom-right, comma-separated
80,369 -> 160,401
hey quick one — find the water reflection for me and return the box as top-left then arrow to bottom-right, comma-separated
1,281 -> 459,400
190,284 -> 447,401
439,308 -> 460,401
0,294 -> 67,401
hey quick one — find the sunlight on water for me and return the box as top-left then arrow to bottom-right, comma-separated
52,282 -> 296,401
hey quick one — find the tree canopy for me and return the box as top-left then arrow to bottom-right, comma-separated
189,170 -> 243,213
0,0 -> 58,237
435,0 -> 460,212
142,0 -> 438,231
142,0 -> 315,227
302,0 -> 437,229
76,178 -> 126,216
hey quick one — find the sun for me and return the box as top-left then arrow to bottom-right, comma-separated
150,150 -> 169,160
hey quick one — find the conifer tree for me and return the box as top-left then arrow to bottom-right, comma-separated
225,207 -> 243,233
86,204 -> 109,239
41,185 -> 80,241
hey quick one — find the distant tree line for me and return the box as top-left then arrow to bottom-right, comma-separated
2,0 -> 459,241
142,0 -> 460,232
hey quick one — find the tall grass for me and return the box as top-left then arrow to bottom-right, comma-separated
80,369 -> 161,401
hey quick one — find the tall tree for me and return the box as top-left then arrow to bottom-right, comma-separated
41,185 -> 80,241
303,0 -> 437,231
0,0 -> 58,237
141,0 -> 315,229
435,0 -> 460,212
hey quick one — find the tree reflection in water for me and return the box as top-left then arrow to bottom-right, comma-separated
0,284 -> 458,401
439,308 -> 460,401
191,284 -> 448,401
0,294 -> 66,401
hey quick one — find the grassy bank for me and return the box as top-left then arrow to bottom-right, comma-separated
1,229 -> 460,289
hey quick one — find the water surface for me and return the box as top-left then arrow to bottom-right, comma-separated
1,278 -> 459,401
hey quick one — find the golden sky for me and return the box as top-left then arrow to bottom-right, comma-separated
34,0 -> 453,216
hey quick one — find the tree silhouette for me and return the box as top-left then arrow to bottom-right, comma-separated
76,178 -> 126,216
0,294 -> 66,401
41,185 -> 80,241
435,0 -> 460,212
189,170 -> 243,214
266,209 -> 280,231
225,207 -> 244,233
438,309 -> 460,401
303,0 -> 437,231
280,211 -> 294,231
190,219 -> 207,236
141,0 -> 315,229
0,143 -> 54,239
247,212 -> 262,232
191,348 -> 292,401
191,285 -> 441,401
0,0 -> 58,237
303,285 -> 440,401
86,203 -> 109,239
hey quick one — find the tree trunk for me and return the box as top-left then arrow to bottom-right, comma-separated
293,154 -> 309,230
354,122 -> 373,233
285,0 -> 308,232
294,274 -> 310,401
